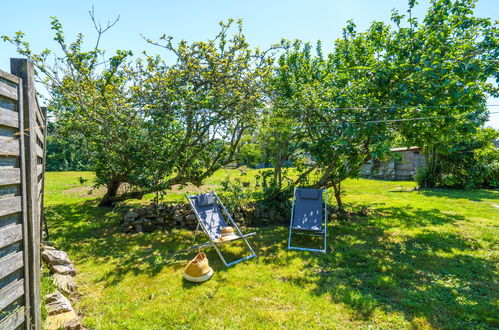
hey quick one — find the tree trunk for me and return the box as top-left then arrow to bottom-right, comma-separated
98,181 -> 145,207
274,162 -> 282,190
98,181 -> 121,207
332,182 -> 343,210
422,144 -> 440,188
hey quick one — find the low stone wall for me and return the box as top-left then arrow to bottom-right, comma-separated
121,203 -> 197,233
120,201 -> 366,234
41,243 -> 84,329
121,202 -> 291,234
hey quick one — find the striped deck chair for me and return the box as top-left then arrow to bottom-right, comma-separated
185,192 -> 257,267
288,188 -> 328,253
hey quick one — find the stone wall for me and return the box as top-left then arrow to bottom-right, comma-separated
41,243 -> 84,329
121,202 -> 292,234
362,147 -> 425,181
121,201 -> 368,234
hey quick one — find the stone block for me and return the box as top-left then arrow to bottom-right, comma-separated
53,274 -> 78,295
42,250 -> 73,266
45,291 -> 73,315
125,211 -> 139,219
44,310 -> 80,330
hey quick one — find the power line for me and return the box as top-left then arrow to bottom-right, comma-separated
292,111 -> 499,129
272,104 -> 499,112
178,104 -> 499,113
357,111 -> 499,124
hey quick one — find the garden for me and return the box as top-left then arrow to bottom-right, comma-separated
43,170 -> 498,328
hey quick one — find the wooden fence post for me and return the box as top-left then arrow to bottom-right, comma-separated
0,67 -> 29,329
10,58 -> 42,330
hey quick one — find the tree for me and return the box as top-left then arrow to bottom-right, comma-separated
3,16 -> 278,206
266,0 -> 499,208
256,109 -> 302,190
268,30 -> 395,209
133,19 -> 279,192
3,13 -> 149,206
389,0 -> 499,187
236,133 -> 265,168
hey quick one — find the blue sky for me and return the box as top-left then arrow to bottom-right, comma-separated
1,0 -> 498,128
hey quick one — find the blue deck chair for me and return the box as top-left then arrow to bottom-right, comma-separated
185,192 -> 257,267
288,188 -> 328,253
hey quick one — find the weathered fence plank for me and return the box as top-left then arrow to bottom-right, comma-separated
34,126 -> 43,147
0,197 -> 22,217
0,251 -> 23,280
36,164 -> 43,178
0,137 -> 20,157
0,280 -> 24,311
0,84 -> 18,101
0,168 -> 21,186
34,107 -> 44,131
0,224 -> 22,249
36,145 -> 43,158
0,108 -> 18,128
0,307 -> 25,329
17,65 -> 32,330
0,71 -> 19,85
38,183 -> 43,199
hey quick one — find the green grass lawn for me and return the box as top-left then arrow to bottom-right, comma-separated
44,170 -> 499,329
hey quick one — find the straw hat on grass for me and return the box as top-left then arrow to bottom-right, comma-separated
183,252 -> 213,282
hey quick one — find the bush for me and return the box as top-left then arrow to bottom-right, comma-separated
253,169 -> 293,221
217,168 -> 294,226
218,169 -> 254,217
415,128 -> 499,189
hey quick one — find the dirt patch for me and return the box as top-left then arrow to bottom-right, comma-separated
62,186 -> 106,198
390,186 -> 415,192
62,183 -> 221,199
168,183 -> 221,195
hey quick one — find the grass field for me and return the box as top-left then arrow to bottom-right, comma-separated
44,170 -> 499,329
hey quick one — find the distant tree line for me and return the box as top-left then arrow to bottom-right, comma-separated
45,121 -> 91,171
4,0 -> 498,209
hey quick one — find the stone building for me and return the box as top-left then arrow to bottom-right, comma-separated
361,147 -> 425,181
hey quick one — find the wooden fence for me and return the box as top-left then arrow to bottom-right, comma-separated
0,59 -> 46,330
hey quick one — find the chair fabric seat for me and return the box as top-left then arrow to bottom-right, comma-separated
191,193 -> 228,239
292,188 -> 323,231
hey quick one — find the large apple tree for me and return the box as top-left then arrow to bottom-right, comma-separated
3,17 -> 278,206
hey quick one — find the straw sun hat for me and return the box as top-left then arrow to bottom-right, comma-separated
183,252 -> 213,283
214,226 -> 239,243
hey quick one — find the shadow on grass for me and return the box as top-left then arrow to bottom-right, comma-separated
374,204 -> 467,227
283,205 -> 497,328
417,187 -> 498,202
45,199 -> 261,287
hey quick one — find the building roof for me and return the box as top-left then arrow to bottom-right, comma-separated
390,146 -> 421,152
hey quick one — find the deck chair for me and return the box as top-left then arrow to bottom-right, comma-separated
288,188 -> 328,253
185,192 -> 257,267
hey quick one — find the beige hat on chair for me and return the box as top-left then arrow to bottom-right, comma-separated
214,226 -> 239,242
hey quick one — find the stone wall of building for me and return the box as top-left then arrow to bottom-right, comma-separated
362,147 -> 425,181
